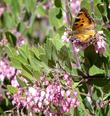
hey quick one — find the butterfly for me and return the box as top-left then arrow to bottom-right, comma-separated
71,8 -> 96,44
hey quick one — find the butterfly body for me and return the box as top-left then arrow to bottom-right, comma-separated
72,8 -> 96,43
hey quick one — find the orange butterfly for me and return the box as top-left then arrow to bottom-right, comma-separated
71,8 -> 96,43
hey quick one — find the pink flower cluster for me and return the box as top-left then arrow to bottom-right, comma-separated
0,38 -> 8,46
62,30 -> 106,55
63,0 -> 81,24
0,30 -> 25,47
62,32 -> 70,43
11,29 -> 25,46
70,0 -> 81,16
0,58 -> 16,82
95,31 -> 106,55
12,74 -> 80,115
0,58 -> 21,88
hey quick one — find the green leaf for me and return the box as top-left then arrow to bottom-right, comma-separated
37,5 -> 47,16
58,45 -> 69,61
38,45 -> 48,63
5,32 -> 16,47
19,44 -> 30,61
9,57 -> 22,69
56,9 -> 62,19
6,45 -> 17,57
89,65 -> 105,75
92,87 -> 102,101
84,45 -> 98,67
38,45 -> 46,56
102,83 -> 110,99
29,56 -> 41,72
7,85 -> 18,94
4,0 -> 12,4
0,107 -> 3,113
57,26 -> 65,36
49,7 -> 63,28
6,46 -> 23,69
75,88 -> 87,116
52,34 -> 63,51
51,46 -> 58,63
3,12 -> 15,28
97,3 -> 106,15
41,62 -> 51,74
83,97 -> 95,114
91,75 -> 110,87
84,45 -> 107,71
103,28 -> 110,44
17,22 -> 26,33
21,69 -> 35,82
103,0 -> 110,21
21,63 -> 32,76
45,39 -> 53,60
10,0 -> 20,16
25,0 -> 36,12
54,0 -> 62,8
16,77 -> 27,87
31,47 -> 40,60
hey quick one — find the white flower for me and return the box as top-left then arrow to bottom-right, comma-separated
28,87 -> 37,96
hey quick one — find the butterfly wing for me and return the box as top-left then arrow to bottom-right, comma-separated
72,8 -> 95,31
74,30 -> 95,42
72,8 -> 95,42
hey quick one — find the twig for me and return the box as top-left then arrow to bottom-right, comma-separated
65,0 -> 72,26
70,42 -> 81,68
57,61 -> 66,73
84,74 -> 110,79
80,92 -> 91,97
90,0 -> 94,13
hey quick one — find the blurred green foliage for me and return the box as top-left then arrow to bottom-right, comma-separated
0,0 -> 110,115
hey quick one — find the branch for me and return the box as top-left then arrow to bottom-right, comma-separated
65,0 -> 72,26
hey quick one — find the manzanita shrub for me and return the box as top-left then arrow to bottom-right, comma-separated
0,0 -> 110,115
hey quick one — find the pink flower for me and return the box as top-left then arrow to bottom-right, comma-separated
11,74 -> 80,115
11,29 -> 25,46
66,90 -> 71,97
70,0 -> 81,16
38,101 -> 42,108
43,80 -> 49,86
0,58 -> 16,81
62,105 -> 69,112
73,91 -> 78,96
41,91 -> 46,98
28,87 -> 37,96
64,74 -> 69,80
67,80 -> 72,86
76,101 -> 80,106
11,77 -> 19,87
95,31 -> 106,55
43,1 -> 51,10
0,38 -> 8,46
62,32 -> 69,43
61,90 -> 65,96
44,98 -> 49,105
0,74 -> 5,82
71,98 -> 76,106
63,12 -> 68,24
0,7 -> 5,17
40,76 -> 45,81
73,45 -> 80,53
